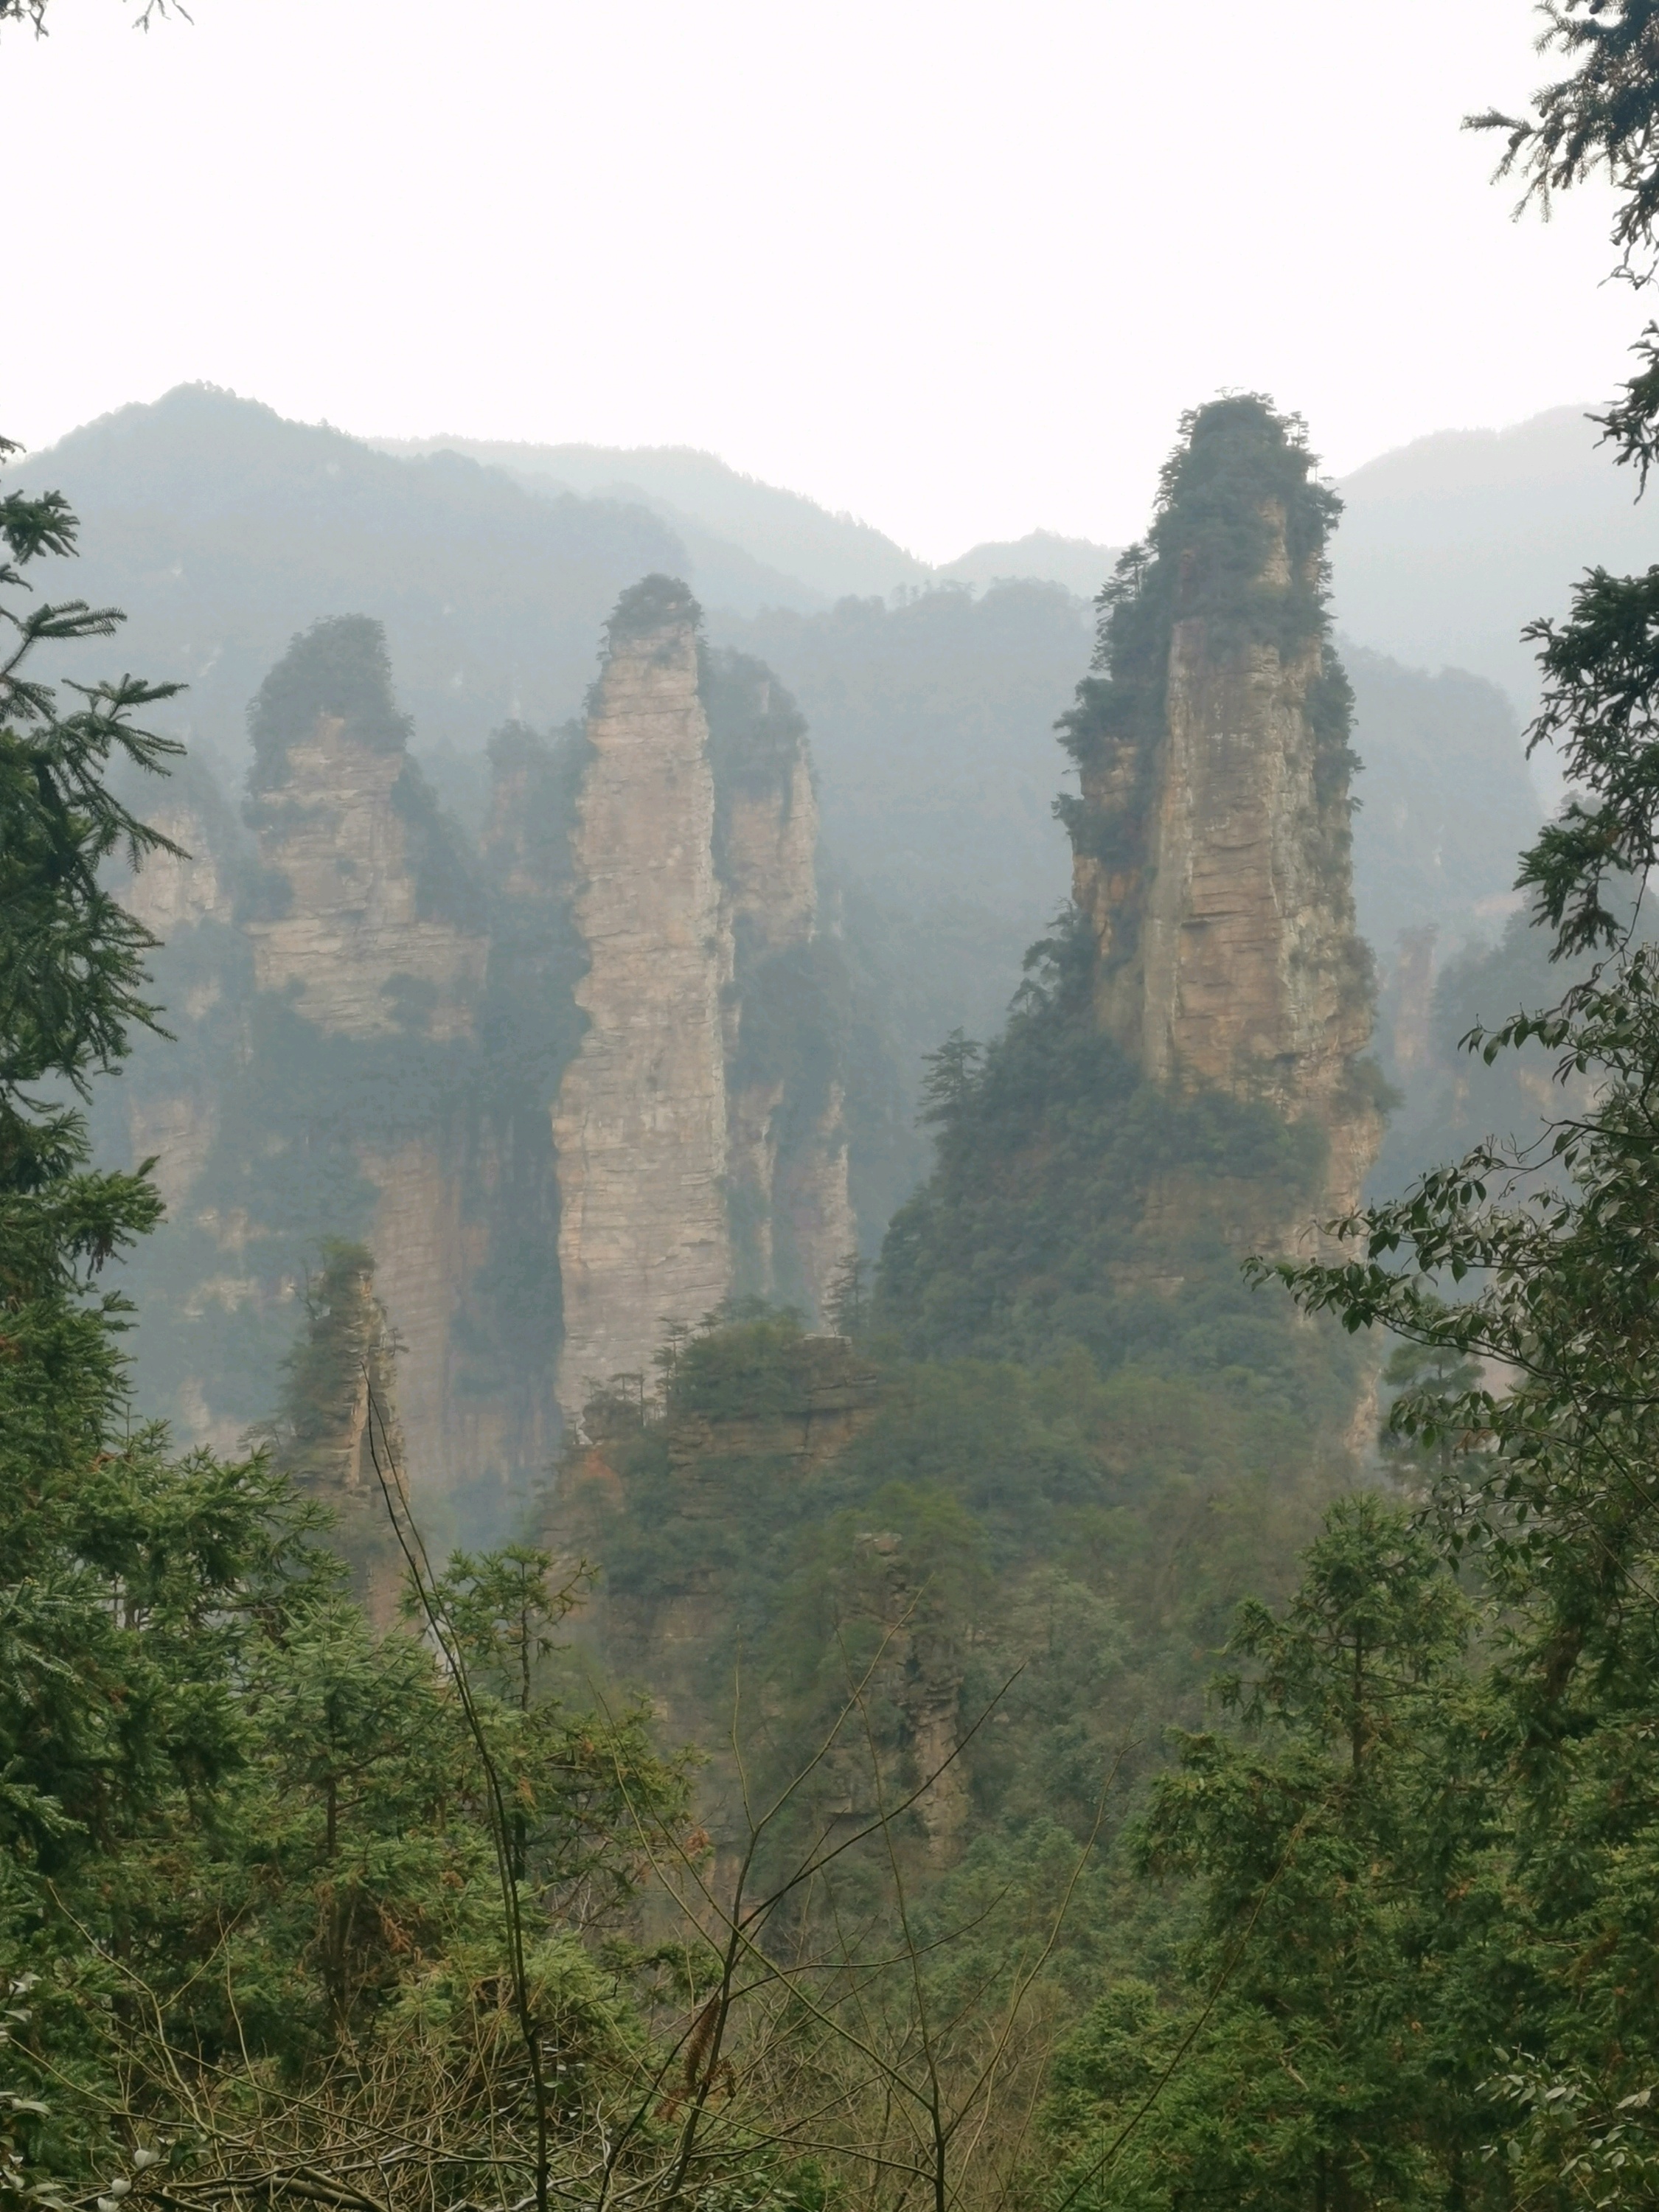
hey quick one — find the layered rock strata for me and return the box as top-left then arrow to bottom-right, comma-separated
553,584 -> 734,1416
245,732 -> 486,1042
257,1242 -> 409,1628
118,779 -> 242,1222
552,580 -> 734,1411
242,617 -> 490,1503
116,600 -> 859,1500
1065,399 -> 1380,1225
552,588 -> 855,1420
708,649 -> 856,1319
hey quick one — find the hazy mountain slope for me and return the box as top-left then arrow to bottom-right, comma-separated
1344,643 -> 1541,963
1333,405 -> 1659,723
632,506 -> 830,616
719,582 -> 1091,1053
377,437 -> 930,602
17,385 -> 1568,1120
721,594 -> 1548,1116
21,386 -> 684,771
939,529 -> 1118,597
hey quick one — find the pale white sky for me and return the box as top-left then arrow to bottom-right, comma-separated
4,0 -> 1638,563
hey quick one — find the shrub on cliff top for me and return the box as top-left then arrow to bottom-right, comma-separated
248,613 -> 412,790
603,570 -> 701,644
1057,395 -> 1354,872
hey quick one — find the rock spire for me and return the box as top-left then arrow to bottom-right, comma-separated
551,582 -> 856,1422
552,578 -> 734,1412
243,616 -> 489,1501
1060,397 -> 1380,1217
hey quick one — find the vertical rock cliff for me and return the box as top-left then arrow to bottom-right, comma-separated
242,617 -> 490,1505
704,646 -> 857,1322
112,598 -> 865,1502
245,616 -> 487,1041
551,586 -> 857,1421
1061,397 -> 1380,1222
116,763 -> 245,1225
552,580 -> 734,1412
254,1241 -> 409,1627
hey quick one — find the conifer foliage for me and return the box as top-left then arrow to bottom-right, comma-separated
0,451 -> 694,2212
1042,18 -> 1659,2206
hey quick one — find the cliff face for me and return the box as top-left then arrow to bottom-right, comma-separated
706,646 -> 856,1324
245,714 -> 484,1038
246,677 -> 487,1040
552,587 -> 855,1420
1064,401 -> 1380,1224
118,781 -> 242,1222
115,600 -> 863,1510
239,620 -> 493,1505
255,1241 -> 409,1627
552,580 -> 734,1412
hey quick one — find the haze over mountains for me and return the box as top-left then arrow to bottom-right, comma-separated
24,381 -> 1638,1063
1332,404 -> 1659,722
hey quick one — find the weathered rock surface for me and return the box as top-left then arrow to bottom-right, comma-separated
709,647 -> 855,1321
119,791 -> 240,1220
1066,405 -> 1380,1226
114,602 -> 863,1508
552,581 -> 734,1411
238,619 -> 493,1505
246,713 -> 486,1042
553,589 -> 855,1419
255,1242 -> 409,1627
718,749 -> 818,955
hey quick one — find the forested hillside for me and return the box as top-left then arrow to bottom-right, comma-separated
17,9 -> 1659,2205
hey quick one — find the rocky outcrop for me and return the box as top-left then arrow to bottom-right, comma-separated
1063,399 -> 1380,1225
254,1241 -> 408,1626
772,1085 -> 857,1307
662,1331 -> 883,1477
708,647 -> 856,1321
717,737 -> 818,954
245,623 -> 487,1043
113,602 -> 862,1510
549,1328 -> 884,1832
241,617 -> 490,1504
552,588 -> 855,1420
552,580 -> 734,1412
119,782 -> 242,1220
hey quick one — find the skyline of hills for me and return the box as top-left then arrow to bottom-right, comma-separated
38,385 -> 1658,723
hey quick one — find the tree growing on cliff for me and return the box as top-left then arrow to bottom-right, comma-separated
1046,1498 -> 1488,2212
1214,12 -> 1659,2194
0,448 -> 247,1863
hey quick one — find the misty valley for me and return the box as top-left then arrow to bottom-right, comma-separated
13,28 -> 1659,2207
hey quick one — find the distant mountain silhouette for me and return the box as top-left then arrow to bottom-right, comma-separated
21,385 -> 686,770
939,529 -> 1117,599
14,383 -> 1596,1103
1333,405 -> 1659,728
375,435 -> 929,607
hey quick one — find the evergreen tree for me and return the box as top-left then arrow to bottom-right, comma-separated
1047,1499 -> 1488,2212
1228,16 -> 1659,2194
0,448 -> 299,1887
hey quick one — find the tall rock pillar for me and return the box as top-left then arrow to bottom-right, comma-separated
243,616 -> 488,1505
553,578 -> 733,1414
1062,397 -> 1380,1220
703,646 -> 857,1324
